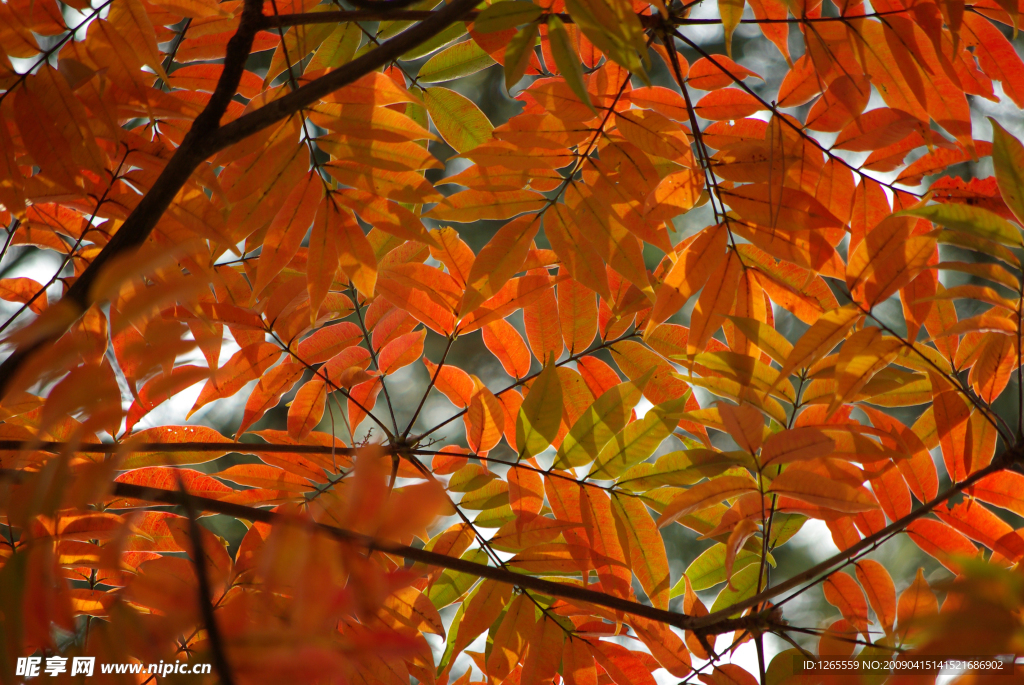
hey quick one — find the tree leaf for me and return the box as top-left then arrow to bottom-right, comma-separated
460,214 -> 541,315
378,329 -> 426,375
768,469 -> 879,514
854,559 -> 896,635
419,40 -> 496,84
898,203 -> 1023,247
504,23 -> 540,90
546,16 -> 595,114
423,86 -> 494,153
556,378 -> 644,468
657,475 -> 759,527
465,386 -> 504,453
516,356 -> 563,459
473,1 -> 543,34
990,118 -> 1024,226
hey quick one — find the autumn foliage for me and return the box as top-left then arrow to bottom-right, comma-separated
3,0 -> 1024,681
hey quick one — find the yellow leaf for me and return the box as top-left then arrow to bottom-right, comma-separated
719,0 -> 745,56
657,475 -> 759,527
516,356 -> 563,459
828,327 -> 902,416
991,118 -> 1024,227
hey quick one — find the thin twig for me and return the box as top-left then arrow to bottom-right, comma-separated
175,472 -> 236,685
403,335 -> 455,439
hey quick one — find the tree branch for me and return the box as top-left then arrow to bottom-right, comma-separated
687,444 -> 1021,632
0,440 -> 369,456
259,8 -> 915,28
208,0 -> 481,153
0,0 -> 482,401
0,466 -> 773,635
176,473 -> 236,685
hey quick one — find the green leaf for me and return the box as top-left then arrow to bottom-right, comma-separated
423,86 -> 494,153
459,480 -> 510,510
616,449 -> 751,492
306,21 -> 362,72
474,503 -> 516,528
545,16 -> 595,114
419,40 -> 496,84
990,117 -> 1024,227
588,394 -> 690,480
438,579 -> 513,673
897,203 -> 1023,247
401,22 -> 468,61
504,23 -> 540,90
427,548 -> 491,609
516,356 -> 563,459
768,513 -> 806,547
765,649 -> 809,685
709,562 -> 760,615
448,463 -> 498,492
674,543 -> 773,592
555,378 -> 645,469
564,0 -> 649,83
473,0 -> 543,33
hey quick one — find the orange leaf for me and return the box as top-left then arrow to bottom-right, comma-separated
239,361 -> 304,435
460,214 -> 541,315
716,401 -> 765,454
378,329 -> 426,375
688,56 -> 762,91
611,492 -> 671,610
854,560 -> 897,635
657,475 -> 759,527
465,386 -> 505,453
287,380 -> 327,439
296,322 -> 363,364
426,189 -> 548,222
643,167 -> 705,225
822,571 -> 870,636
458,273 -> 558,333
721,183 -> 844,231
693,88 -> 766,120
906,519 -> 978,573
558,277 -> 597,354
687,250 -> 743,354
523,274 -> 563,362
562,634 -> 599,685
317,196 -> 377,304
760,427 -> 834,467
768,469 -> 879,514
482,319 -> 532,379
896,568 -> 938,641
723,518 -> 759,589
649,224 -> 727,329
0,278 -> 47,314
190,343 -> 282,417
422,357 -> 475,408
967,471 -> 1024,518
544,203 -> 612,300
